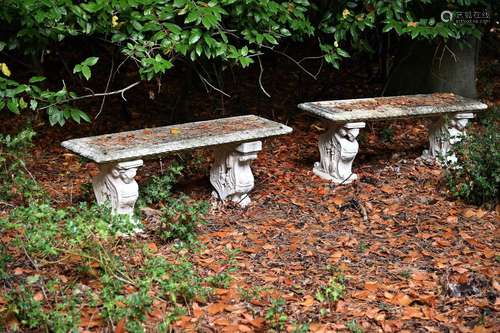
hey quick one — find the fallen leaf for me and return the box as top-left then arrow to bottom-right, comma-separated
115,318 -> 126,333
238,324 -> 253,332
33,292 -> 44,302
364,281 -> 380,291
300,295 -> 315,307
207,302 -> 226,315
391,293 -> 412,306
146,242 -> 158,253
249,317 -> 264,328
381,184 -> 395,194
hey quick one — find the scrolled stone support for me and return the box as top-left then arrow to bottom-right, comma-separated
210,141 -> 262,207
313,122 -> 365,184
423,113 -> 474,164
92,159 -> 143,219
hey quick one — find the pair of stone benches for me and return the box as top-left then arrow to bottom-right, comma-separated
61,93 -> 487,219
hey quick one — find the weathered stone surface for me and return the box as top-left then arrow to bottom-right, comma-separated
92,159 -> 143,220
210,141 -> 261,207
298,93 -> 487,123
61,115 -> 292,163
423,113 -> 474,164
313,122 -> 365,184
300,93 -> 487,184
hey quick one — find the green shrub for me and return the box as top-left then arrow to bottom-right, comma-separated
265,297 -> 288,331
141,162 -> 183,205
445,110 -> 499,206
0,128 -> 45,203
315,274 -> 346,305
6,285 -> 80,333
0,202 -> 139,261
160,195 -> 209,244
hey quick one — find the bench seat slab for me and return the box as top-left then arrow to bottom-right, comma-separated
298,93 -> 487,123
61,115 -> 291,164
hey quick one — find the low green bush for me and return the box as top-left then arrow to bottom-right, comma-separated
160,194 -> 209,244
0,128 -> 45,203
140,162 -> 209,244
445,109 -> 499,207
140,162 -> 183,205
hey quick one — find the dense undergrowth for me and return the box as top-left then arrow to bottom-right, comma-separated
0,129 -> 219,332
445,108 -> 499,207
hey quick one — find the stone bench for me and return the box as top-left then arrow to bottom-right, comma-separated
61,115 -> 292,218
298,93 -> 488,184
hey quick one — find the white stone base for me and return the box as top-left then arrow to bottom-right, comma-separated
423,113 -> 474,164
92,159 -> 143,220
313,165 -> 358,184
210,141 -> 262,207
314,122 -> 365,184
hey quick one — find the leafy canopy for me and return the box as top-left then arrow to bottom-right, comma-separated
0,0 -> 485,125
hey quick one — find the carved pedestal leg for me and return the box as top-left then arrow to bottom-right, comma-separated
210,141 -> 262,207
423,113 -> 474,164
92,159 -> 143,220
313,122 -> 365,184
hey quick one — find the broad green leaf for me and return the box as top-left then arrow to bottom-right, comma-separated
29,76 -> 46,83
189,30 -> 202,44
81,66 -> 91,80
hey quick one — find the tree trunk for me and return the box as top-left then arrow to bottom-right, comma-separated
383,37 -> 480,98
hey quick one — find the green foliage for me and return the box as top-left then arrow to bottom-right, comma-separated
2,200 -> 213,332
238,285 -> 267,302
143,255 -> 211,303
0,128 -> 45,203
0,76 -> 91,126
73,56 -> 99,81
0,0 -> 485,125
445,110 -> 499,206
6,284 -> 80,333
380,127 -> 394,143
159,195 -> 209,243
291,322 -> 310,333
1,202 -> 140,260
315,274 -> 346,304
140,162 -> 209,244
346,319 -> 364,333
141,162 -> 184,205
265,297 -> 288,331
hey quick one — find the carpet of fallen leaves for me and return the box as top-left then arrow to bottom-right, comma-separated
7,114 -> 497,333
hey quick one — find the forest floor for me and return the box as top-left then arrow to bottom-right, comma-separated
24,115 -> 500,333
1,42 -> 499,332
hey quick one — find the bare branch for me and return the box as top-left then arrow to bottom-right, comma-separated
95,57 -> 115,119
261,45 -> 321,80
38,81 -> 141,111
257,56 -> 271,98
197,73 -> 231,98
